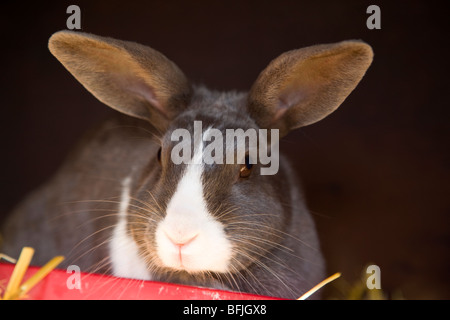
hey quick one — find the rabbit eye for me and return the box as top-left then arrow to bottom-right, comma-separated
239,155 -> 253,178
157,147 -> 162,163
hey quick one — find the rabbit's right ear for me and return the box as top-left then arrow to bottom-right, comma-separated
49,31 -> 191,133
247,40 -> 373,137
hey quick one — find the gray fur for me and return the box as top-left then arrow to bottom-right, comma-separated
0,31 -> 372,299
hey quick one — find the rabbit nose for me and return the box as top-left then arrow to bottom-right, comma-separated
164,231 -> 198,247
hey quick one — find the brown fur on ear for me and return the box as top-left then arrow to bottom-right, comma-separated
48,31 -> 192,133
248,40 -> 373,137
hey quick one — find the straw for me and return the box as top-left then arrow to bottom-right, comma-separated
2,247 -> 34,300
297,272 -> 341,300
0,254 -> 17,264
16,255 -> 64,299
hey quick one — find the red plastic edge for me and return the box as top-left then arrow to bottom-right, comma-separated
0,263 -> 281,300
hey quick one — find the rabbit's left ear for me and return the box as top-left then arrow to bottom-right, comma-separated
49,31 -> 192,133
247,41 -> 373,137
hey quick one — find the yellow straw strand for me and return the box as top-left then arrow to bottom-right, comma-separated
0,254 -> 17,264
297,272 -> 342,300
17,256 -> 65,299
2,247 -> 34,300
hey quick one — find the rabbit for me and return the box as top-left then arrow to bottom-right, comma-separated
0,31 -> 372,299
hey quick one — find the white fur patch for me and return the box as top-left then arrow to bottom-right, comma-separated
110,176 -> 152,280
156,128 -> 232,273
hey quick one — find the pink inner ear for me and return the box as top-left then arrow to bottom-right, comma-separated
120,74 -> 168,118
273,87 -> 309,124
130,82 -> 162,111
272,102 -> 289,125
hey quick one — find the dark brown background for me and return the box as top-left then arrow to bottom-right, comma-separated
1,1 -> 449,299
